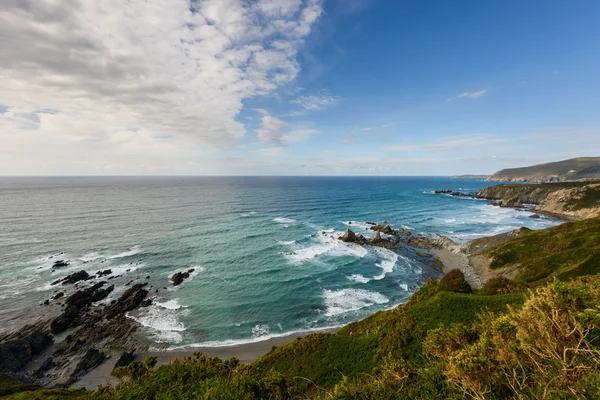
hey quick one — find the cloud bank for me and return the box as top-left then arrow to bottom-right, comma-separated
0,0 -> 323,173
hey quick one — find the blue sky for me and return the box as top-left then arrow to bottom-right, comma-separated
0,0 -> 599,175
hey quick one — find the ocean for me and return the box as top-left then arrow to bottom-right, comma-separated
0,176 -> 558,348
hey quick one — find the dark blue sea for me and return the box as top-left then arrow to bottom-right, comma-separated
0,177 -> 558,347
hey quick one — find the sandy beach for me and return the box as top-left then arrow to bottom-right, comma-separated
74,327 -> 340,390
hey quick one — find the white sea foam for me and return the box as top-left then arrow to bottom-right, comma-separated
156,299 -> 187,310
252,324 -> 270,338
369,247 -> 398,280
127,304 -> 189,344
285,234 -> 367,264
323,288 -> 389,317
109,246 -> 141,259
274,217 -> 296,224
164,325 -> 343,350
346,274 -> 371,283
241,211 -> 257,217
79,251 -> 103,262
399,283 -> 409,291
277,240 -> 296,246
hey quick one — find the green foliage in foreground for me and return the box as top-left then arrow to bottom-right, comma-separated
0,374 -> 85,399
488,215 -> 600,284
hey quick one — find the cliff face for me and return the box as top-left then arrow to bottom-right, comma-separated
476,182 -> 600,220
476,184 -> 555,204
487,157 -> 600,183
537,183 -> 600,219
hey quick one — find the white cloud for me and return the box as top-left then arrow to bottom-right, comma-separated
338,135 -> 357,144
0,0 -> 323,172
448,89 -> 488,101
287,90 -> 343,115
254,109 -> 318,144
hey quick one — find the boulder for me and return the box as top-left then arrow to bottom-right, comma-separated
340,228 -> 358,243
61,271 -> 90,285
529,214 -> 541,219
171,271 -> 190,286
369,221 -> 395,235
112,351 -> 135,371
96,269 -> 112,277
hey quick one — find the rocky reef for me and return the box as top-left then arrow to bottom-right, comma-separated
0,278 -> 150,388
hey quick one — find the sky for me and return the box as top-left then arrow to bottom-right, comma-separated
1,0 -> 599,176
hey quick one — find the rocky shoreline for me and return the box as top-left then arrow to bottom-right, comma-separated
434,181 -> 600,220
0,266 -> 199,390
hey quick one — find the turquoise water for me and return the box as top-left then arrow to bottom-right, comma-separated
0,177 -> 558,347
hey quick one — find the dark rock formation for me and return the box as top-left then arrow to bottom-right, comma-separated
0,332 -> 53,373
66,348 -> 105,385
52,292 -> 64,300
104,284 -> 148,319
112,351 -> 135,371
340,228 -> 359,243
50,282 -> 111,333
141,299 -> 153,308
529,214 -> 541,219
96,269 -> 112,277
61,271 -> 89,285
52,260 -> 69,270
369,221 -> 397,235
171,270 -> 194,286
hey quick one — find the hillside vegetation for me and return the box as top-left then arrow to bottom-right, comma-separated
487,157 -> 600,182
3,218 -> 600,399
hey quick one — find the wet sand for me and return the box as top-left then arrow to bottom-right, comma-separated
73,327 -> 339,390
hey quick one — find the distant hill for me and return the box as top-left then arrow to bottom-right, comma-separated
449,174 -> 490,179
488,157 -> 600,182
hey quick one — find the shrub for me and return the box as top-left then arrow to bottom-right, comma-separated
439,269 -> 472,293
479,277 -> 522,295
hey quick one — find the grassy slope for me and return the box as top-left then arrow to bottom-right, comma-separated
487,216 -> 600,284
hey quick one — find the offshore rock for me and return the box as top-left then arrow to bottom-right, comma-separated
340,228 -> 359,243
171,271 -> 190,286
52,260 -> 69,269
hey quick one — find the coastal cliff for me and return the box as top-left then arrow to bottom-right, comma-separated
475,181 -> 600,220
487,156 -> 600,182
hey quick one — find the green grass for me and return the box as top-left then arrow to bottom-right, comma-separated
253,332 -> 379,393
0,374 -> 85,399
487,216 -> 600,284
